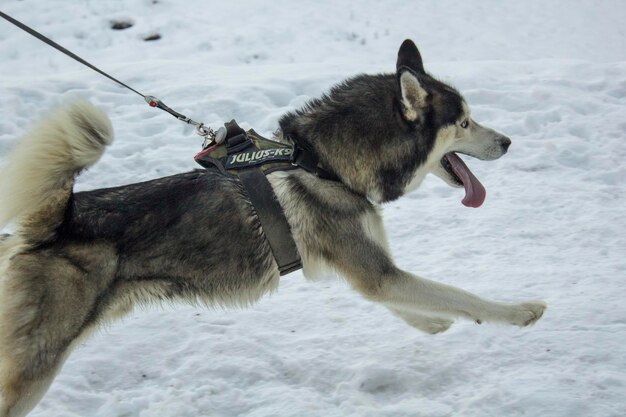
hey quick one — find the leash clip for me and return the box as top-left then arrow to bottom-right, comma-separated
144,95 -> 218,145
200,126 -> 226,149
195,123 -> 214,139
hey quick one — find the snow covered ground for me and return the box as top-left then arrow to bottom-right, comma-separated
1,0 -> 625,416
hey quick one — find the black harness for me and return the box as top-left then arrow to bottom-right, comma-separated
195,120 -> 325,276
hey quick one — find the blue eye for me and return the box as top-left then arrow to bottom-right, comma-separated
460,119 -> 469,129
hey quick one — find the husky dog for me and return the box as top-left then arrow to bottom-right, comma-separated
0,39 -> 545,417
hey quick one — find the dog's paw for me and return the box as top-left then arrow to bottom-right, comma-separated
508,300 -> 547,327
389,308 -> 453,334
421,317 -> 454,334
405,316 -> 453,334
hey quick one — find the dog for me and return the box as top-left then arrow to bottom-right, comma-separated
0,39 -> 546,417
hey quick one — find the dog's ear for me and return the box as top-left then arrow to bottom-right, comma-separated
396,39 -> 425,74
396,40 -> 428,122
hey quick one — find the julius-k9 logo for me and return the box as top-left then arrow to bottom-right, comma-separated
226,148 -> 294,168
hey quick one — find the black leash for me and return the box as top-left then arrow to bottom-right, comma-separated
0,10 -> 215,140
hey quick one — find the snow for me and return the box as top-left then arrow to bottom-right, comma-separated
1,0 -> 625,416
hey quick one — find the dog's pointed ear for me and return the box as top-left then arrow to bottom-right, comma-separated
396,40 -> 428,122
396,39 -> 425,74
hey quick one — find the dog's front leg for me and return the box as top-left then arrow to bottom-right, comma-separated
373,271 -> 546,327
272,173 -> 545,329
328,214 -> 546,328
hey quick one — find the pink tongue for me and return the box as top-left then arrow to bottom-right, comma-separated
446,153 -> 486,208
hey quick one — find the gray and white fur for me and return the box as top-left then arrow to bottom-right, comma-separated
0,40 -> 546,417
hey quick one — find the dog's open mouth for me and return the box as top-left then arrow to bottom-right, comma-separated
441,152 -> 486,208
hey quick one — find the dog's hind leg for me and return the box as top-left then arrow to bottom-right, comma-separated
0,369 -> 61,417
0,243 -> 119,417
0,101 -> 114,416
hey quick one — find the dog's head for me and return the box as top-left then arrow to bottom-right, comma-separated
279,39 -> 511,206
397,39 -> 511,207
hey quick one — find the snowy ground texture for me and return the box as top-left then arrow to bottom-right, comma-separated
1,1 -> 625,416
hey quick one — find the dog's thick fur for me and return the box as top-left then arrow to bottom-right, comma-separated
0,40 -> 546,417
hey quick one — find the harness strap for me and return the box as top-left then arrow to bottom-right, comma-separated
237,168 -> 302,275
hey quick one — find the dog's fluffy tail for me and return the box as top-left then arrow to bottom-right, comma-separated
0,101 -> 113,239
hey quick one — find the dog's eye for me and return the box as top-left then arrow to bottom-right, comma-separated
460,119 -> 469,129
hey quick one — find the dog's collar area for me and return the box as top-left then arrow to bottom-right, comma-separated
289,136 -> 339,182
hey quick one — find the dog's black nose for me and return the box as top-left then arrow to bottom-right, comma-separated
498,136 -> 511,153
